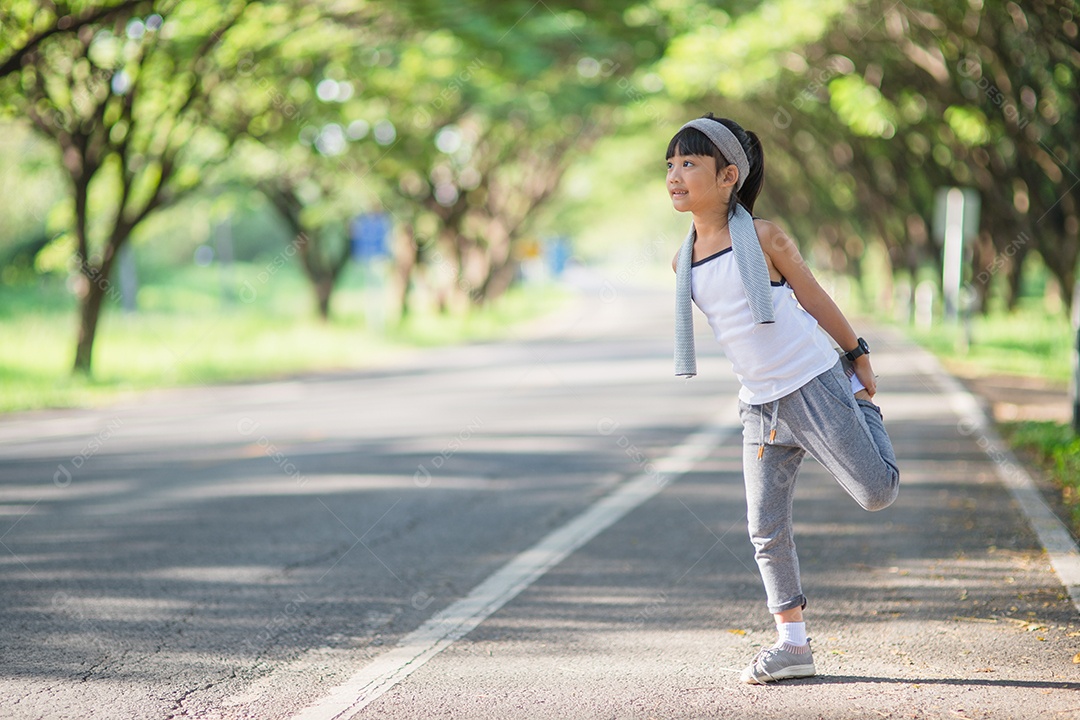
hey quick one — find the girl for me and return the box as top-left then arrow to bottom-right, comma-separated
667,114 -> 900,684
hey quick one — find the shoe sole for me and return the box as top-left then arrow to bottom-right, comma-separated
740,663 -> 817,685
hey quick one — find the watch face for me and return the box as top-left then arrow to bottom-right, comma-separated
860,338 -> 870,353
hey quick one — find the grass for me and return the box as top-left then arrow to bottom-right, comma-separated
0,263 -> 571,413
1001,421 -> 1080,535
905,303 -> 1074,384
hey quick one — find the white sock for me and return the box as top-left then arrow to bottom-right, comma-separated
775,621 -> 808,648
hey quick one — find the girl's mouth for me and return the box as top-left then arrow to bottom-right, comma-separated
671,189 -> 688,198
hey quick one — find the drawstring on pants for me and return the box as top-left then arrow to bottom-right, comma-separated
757,400 -> 779,460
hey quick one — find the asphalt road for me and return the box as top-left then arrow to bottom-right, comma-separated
1,282 -> 1078,720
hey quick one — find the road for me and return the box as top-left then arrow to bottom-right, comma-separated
1,282 -> 1078,720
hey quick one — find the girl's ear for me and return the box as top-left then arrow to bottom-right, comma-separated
717,163 -> 739,188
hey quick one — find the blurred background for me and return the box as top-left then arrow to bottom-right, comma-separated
0,1 -> 1077,446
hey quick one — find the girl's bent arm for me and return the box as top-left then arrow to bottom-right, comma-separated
758,222 -> 877,395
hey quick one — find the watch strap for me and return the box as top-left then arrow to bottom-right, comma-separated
844,337 -> 868,362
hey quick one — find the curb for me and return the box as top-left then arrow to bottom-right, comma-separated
904,338 -> 1080,616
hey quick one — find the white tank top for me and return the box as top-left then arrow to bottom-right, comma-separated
691,246 -> 838,405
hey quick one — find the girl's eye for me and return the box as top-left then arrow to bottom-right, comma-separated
683,161 -> 693,167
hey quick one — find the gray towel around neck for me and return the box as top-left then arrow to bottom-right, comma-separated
674,203 -> 775,377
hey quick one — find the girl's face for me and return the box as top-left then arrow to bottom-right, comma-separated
666,152 -> 736,213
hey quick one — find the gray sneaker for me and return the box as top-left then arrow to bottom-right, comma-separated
740,643 -> 816,684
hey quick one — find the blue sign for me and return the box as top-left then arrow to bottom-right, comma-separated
351,213 -> 391,260
546,236 -> 571,277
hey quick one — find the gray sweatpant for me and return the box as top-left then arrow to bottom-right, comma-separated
738,360 -> 900,614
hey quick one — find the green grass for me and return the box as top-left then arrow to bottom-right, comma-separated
1001,421 -> 1080,536
0,264 -> 571,413
904,303 -> 1074,384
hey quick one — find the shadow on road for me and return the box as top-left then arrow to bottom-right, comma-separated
800,675 -> 1080,690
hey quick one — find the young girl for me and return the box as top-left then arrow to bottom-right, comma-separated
667,114 -> 900,684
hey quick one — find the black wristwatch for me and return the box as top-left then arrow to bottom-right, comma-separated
844,337 -> 870,362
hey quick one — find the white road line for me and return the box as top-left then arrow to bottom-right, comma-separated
916,350 -> 1080,615
288,404 -> 740,720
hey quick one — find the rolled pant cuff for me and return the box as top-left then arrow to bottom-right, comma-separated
768,595 -> 807,614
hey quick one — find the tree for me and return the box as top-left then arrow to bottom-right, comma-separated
223,0 -> 662,321
0,1 -> 147,79
0,0 -> 277,374
655,0 -> 1079,318
215,2 -> 402,321
361,0 -> 666,316
812,0 -> 1079,312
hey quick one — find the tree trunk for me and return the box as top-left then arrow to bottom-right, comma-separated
314,278 -> 332,321
478,257 -> 518,305
295,229 -> 352,321
71,188 -> 122,374
1048,264 -> 1077,316
73,267 -> 111,374
393,223 -> 418,321
969,230 -> 996,315
1056,198 -> 1080,317
1004,240 -> 1030,312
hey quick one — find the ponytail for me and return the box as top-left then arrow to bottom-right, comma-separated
737,129 -> 765,215
715,118 -> 764,217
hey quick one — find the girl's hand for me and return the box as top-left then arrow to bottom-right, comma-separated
854,358 -> 877,398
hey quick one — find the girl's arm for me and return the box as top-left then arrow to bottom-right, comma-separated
757,220 -> 877,397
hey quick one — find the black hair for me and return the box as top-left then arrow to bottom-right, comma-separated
666,113 -> 765,217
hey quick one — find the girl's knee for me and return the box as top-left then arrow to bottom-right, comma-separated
858,469 -> 900,511
861,492 -> 896,512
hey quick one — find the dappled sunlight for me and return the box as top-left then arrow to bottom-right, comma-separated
144,565 -> 296,584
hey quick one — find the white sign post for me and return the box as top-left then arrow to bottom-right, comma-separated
942,188 -> 964,322
933,187 -> 981,324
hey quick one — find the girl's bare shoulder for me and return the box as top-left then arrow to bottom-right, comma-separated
752,217 -> 786,237
752,217 -> 793,251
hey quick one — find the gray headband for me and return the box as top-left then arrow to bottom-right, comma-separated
679,118 -> 749,191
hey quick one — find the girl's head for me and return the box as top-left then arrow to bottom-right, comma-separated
666,114 -> 764,217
